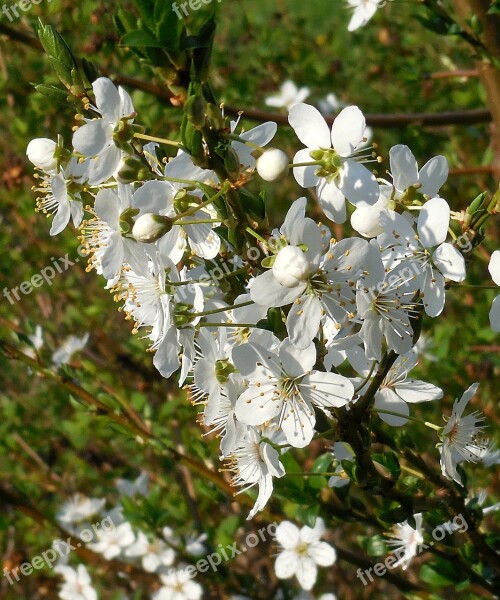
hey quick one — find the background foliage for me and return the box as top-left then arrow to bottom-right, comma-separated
0,0 -> 498,598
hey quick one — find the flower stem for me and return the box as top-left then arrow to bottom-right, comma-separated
191,300 -> 254,317
372,408 -> 441,430
134,132 -> 184,148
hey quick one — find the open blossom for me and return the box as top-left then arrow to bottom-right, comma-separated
265,80 -> 310,110
88,521 -> 135,559
439,383 -> 487,486
234,339 -> 354,448
388,144 -> 449,199
227,426 -> 285,519
346,0 -> 381,31
124,531 -> 175,572
34,157 -> 87,236
82,185 -> 148,281
251,214 -> 370,348
153,568 -> 203,600
289,103 -> 379,223
52,333 -> 90,367
370,350 -> 443,426
274,518 -> 337,590
73,77 -> 136,185
57,564 -> 97,600
57,494 -> 105,526
357,250 -> 420,360
378,198 -> 465,317
385,513 -> 424,570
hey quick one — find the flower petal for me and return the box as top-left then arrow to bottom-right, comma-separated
288,103 -> 331,149
432,243 -> 466,282
418,155 -> 448,196
389,145 -> 419,192
331,106 -> 366,156
417,197 -> 450,247
338,160 -> 379,206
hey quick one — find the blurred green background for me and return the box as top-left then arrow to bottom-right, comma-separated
0,1 -> 498,598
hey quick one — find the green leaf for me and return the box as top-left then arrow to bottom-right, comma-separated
311,453 -> 333,474
121,29 -> 165,48
155,0 -> 183,49
296,504 -> 320,528
365,535 -> 387,557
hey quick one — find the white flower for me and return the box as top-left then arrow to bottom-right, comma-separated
185,532 -> 208,556
83,186 -> 148,281
153,568 -> 203,600
52,333 -> 90,367
385,513 -> 424,570
265,80 -> 310,110
289,103 -> 379,223
57,494 -> 104,526
117,253 -> 203,381
227,426 -> 285,519
439,383 -> 487,486
378,198 -> 466,317
487,250 -> 500,332
388,144 -> 449,199
318,93 -> 343,116
35,157 -> 87,236
72,77 -> 135,185
256,148 -> 289,181
346,0 -> 381,31
88,521 -> 135,559
274,518 -> 336,590
116,471 -> 149,497
26,138 -> 57,171
251,224 -> 370,349
234,340 -> 354,448
125,531 -> 175,572
357,255 -> 420,361
373,350 -> 443,426
58,564 -> 97,600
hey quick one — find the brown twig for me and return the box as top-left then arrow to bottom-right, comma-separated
0,22 -> 492,129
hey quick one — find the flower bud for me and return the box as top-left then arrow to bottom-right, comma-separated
132,213 -> 173,243
26,138 -> 57,171
256,148 -> 289,182
350,205 -> 386,238
273,245 -> 311,288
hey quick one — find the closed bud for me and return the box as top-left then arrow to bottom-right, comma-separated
273,245 -> 311,287
256,148 -> 289,182
26,138 -> 57,171
132,213 -> 173,243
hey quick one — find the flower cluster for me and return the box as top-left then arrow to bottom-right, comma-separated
53,474 -> 206,600
28,76 -> 497,524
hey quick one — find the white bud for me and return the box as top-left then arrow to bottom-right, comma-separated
256,148 -> 289,182
26,138 -> 57,172
132,213 -> 172,243
350,205 -> 386,238
273,245 -> 310,287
